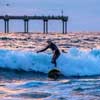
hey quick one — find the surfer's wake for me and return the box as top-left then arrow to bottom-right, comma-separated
0,47 -> 100,77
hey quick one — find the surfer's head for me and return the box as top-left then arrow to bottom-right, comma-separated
47,39 -> 52,44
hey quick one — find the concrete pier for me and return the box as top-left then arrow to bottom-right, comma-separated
0,15 -> 68,33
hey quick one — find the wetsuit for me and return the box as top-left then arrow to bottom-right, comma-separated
37,42 -> 60,67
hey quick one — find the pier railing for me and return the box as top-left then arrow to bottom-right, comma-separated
0,15 -> 68,33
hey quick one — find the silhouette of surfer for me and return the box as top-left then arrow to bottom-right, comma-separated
37,40 -> 60,67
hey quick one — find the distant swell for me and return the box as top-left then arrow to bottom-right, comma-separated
0,48 -> 100,77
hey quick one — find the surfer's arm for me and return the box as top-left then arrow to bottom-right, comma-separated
37,45 -> 49,53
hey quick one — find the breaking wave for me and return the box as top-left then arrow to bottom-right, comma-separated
0,48 -> 100,77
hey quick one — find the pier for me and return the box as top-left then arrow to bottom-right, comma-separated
0,15 -> 68,33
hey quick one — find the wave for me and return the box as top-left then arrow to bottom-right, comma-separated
0,48 -> 100,77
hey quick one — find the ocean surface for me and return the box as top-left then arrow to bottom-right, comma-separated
0,48 -> 100,100
0,32 -> 100,100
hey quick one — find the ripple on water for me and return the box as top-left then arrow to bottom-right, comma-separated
18,81 -> 48,88
9,92 -> 51,99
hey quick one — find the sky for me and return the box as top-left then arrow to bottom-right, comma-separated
0,0 -> 100,32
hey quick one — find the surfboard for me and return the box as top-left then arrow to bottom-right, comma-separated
48,68 -> 61,80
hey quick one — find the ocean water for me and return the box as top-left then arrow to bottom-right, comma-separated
0,47 -> 100,100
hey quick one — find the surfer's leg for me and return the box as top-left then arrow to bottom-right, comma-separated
51,54 -> 56,67
51,52 -> 60,67
53,61 -> 56,67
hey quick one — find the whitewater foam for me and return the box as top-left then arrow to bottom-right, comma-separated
0,48 -> 100,77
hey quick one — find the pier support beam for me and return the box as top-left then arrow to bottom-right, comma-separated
24,20 -> 29,33
24,16 -> 29,33
43,19 -> 48,34
62,20 -> 64,34
4,15 -> 9,33
62,20 -> 67,34
43,20 -> 45,33
4,20 -> 9,33
65,21 -> 67,34
4,20 -> 6,33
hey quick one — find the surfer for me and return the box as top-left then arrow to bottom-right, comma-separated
37,40 -> 60,67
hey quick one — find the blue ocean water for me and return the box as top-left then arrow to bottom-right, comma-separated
0,48 -> 100,76
0,48 -> 100,99
0,0 -> 100,32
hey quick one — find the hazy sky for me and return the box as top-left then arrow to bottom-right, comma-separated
0,0 -> 100,32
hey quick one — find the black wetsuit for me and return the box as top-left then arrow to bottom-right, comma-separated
38,42 -> 60,67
